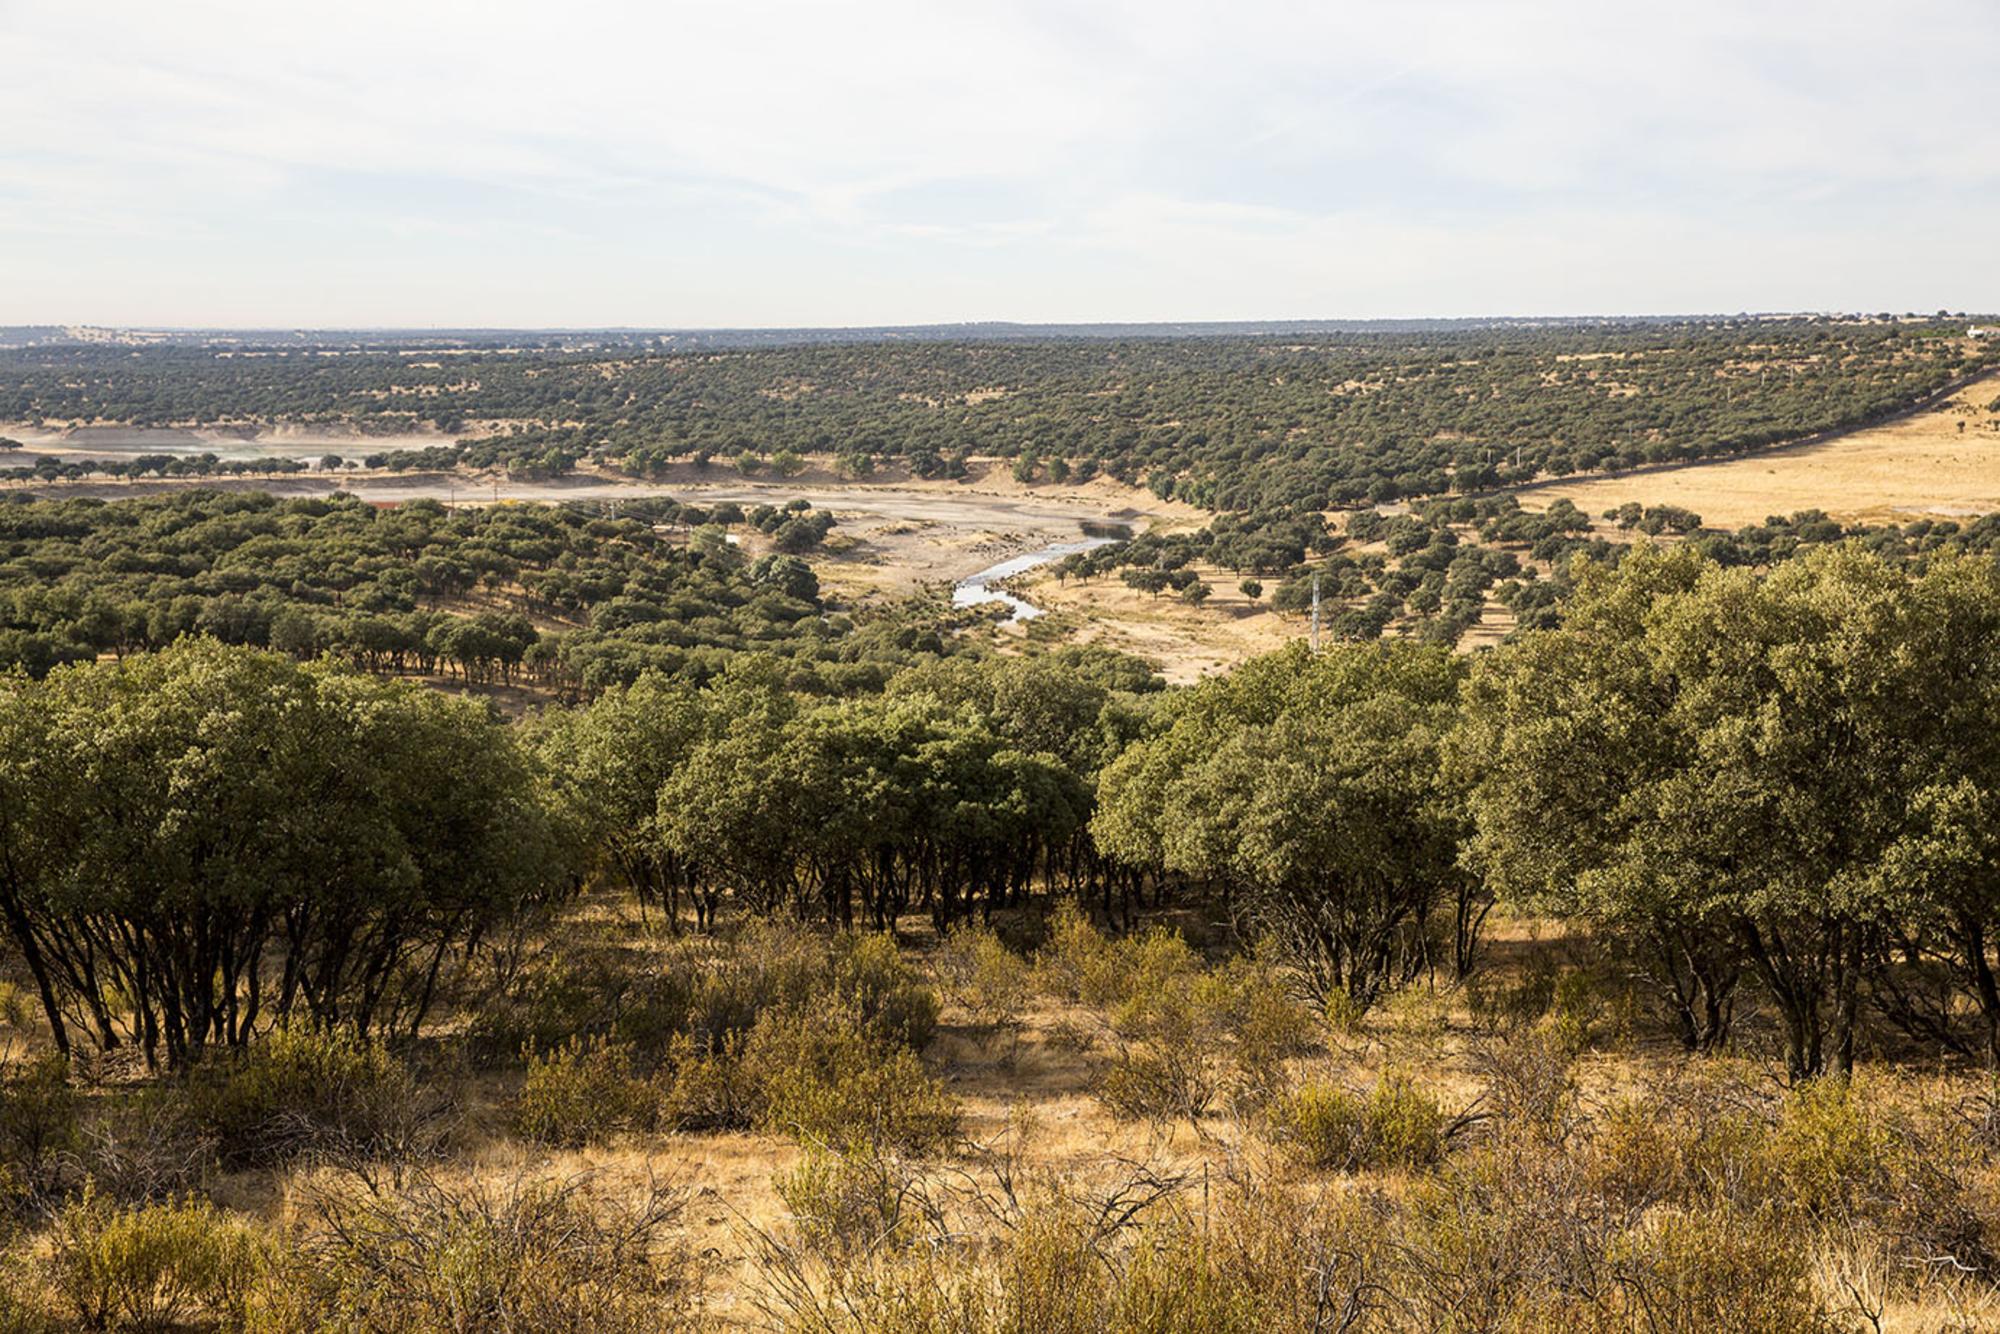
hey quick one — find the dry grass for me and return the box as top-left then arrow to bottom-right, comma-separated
1515,370 -> 2000,528
1025,561 -> 1304,684
10,902 -> 2000,1328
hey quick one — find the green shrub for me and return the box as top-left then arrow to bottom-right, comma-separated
618,924 -> 938,1064
44,1187 -> 266,1332
1097,951 -> 1271,1125
191,1026 -> 431,1167
621,922 -> 825,1057
655,1031 -> 760,1133
1767,1078 -> 1886,1221
934,926 -> 1033,1031
1267,1075 -> 1447,1172
747,1013 -> 958,1155
515,1035 -> 652,1149
775,1144 -> 915,1260
1031,902 -> 1123,1006
1212,958 -> 1319,1105
829,931 -> 939,1051
466,953 -> 629,1067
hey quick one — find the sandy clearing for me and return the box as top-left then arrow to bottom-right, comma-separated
6,460 -> 1190,596
1026,563 -> 1305,685
1511,373 -> 2000,528
0,420 -> 454,460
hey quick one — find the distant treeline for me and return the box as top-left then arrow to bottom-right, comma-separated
4,319 -> 1990,509
0,491 -> 931,692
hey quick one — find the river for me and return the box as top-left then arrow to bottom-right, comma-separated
952,537 -> 1116,622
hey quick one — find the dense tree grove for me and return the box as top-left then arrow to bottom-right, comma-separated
1094,642 -> 1480,1008
0,641 -> 571,1067
5,319 -> 1989,507
536,648 -> 1159,933
4,512 -> 2000,1088
1457,545 -> 2000,1078
519,538 -> 2000,1080
0,491 -> 888,690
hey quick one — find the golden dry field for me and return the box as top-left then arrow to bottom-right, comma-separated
1515,370 -> 2000,528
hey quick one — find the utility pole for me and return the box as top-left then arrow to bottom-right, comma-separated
1310,571 -> 1321,654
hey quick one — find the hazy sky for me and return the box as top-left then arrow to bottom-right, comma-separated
2,0 -> 1996,327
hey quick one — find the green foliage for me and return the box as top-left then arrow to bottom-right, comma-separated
1094,639 -> 1477,1011
1456,543 -> 2000,1076
0,490 -> 843,688
746,1012 -> 959,1154
1267,1075 -> 1448,1171
44,1187 -> 267,1332
9,321 -> 1982,511
515,1035 -> 653,1149
652,676 -> 1100,929
191,1026 -> 431,1168
0,640 -> 573,1068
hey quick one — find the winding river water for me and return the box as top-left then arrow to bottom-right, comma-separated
952,537 -> 1116,622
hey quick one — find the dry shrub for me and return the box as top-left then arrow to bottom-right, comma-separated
1767,1078 -> 1892,1222
635,924 -> 940,1071
515,1034 -> 653,1149
654,1030 -> 759,1132
752,1240 -> 992,1334
76,1090 -> 215,1207
1768,1076 -> 1997,1273
43,1186 -> 268,1332
1585,1076 -> 1771,1213
276,1164 -> 709,1333
0,1051 -> 80,1214
191,1026 -> 442,1168
1474,1023 -> 1583,1140
933,926 -> 1033,1032
1267,1074 -> 1449,1173
1608,1206 -> 1839,1333
753,1164 -> 1388,1334
1323,988 -> 1367,1038
747,1011 -> 959,1155
649,1003 -> 956,1149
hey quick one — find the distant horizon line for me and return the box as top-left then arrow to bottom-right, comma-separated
9,309 -> 1989,333
4,310 -> 1992,350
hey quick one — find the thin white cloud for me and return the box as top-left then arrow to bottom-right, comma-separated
0,0 -> 1994,324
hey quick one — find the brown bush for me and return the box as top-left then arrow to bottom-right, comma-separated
276,1164 -> 710,1333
